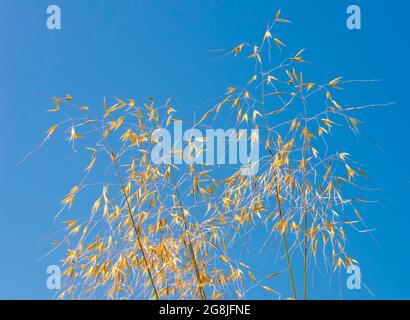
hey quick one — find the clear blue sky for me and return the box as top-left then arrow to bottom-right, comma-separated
0,0 -> 409,299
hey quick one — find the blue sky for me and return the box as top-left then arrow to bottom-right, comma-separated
0,0 -> 409,299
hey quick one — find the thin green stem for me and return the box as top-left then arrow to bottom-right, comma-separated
275,182 -> 297,300
303,203 -> 307,300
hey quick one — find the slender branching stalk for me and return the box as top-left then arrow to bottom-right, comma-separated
171,169 -> 207,300
275,181 -> 297,300
111,152 -> 160,300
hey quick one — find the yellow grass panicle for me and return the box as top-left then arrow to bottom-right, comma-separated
32,9 -> 386,300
